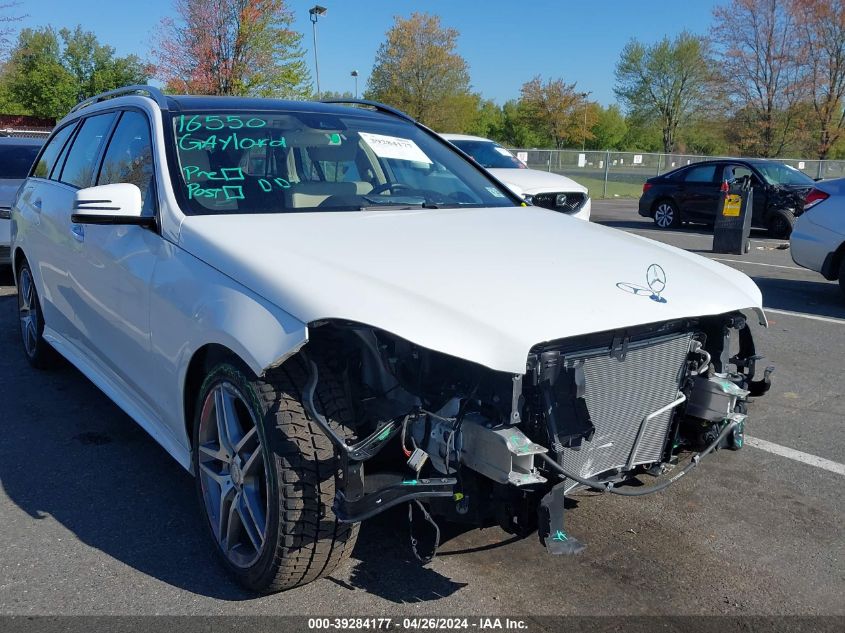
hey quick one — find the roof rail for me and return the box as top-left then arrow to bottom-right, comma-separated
320,99 -> 415,123
69,85 -> 169,114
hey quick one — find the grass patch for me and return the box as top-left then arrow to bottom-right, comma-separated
561,175 -> 644,199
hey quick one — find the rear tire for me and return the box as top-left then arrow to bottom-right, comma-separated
767,210 -> 794,239
16,260 -> 56,370
653,200 -> 681,229
192,354 -> 359,593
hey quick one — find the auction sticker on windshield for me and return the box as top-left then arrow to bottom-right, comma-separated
359,131 -> 432,164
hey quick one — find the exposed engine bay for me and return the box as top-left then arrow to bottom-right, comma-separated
301,312 -> 773,558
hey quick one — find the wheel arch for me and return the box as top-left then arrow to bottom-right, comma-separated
183,343 -> 251,456
12,246 -> 27,283
180,332 -> 308,458
651,196 -> 678,215
822,241 -> 845,281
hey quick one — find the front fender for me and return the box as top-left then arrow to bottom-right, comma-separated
149,243 -> 308,460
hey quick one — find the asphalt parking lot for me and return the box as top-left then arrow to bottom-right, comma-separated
1,199 -> 843,618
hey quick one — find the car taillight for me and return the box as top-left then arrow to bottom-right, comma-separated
642,182 -> 653,193
804,188 -> 829,211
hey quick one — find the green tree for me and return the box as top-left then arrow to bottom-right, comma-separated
589,104 -> 628,150
499,99 -> 547,148
614,32 -> 711,153
518,76 -> 591,149
366,12 -> 476,131
620,114 -> 663,152
318,90 -> 354,101
465,98 -> 504,140
60,26 -> 149,101
154,0 -> 310,98
4,28 -> 77,118
3,26 -> 150,119
680,118 -> 731,155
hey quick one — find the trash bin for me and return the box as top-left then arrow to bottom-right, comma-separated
712,176 -> 753,255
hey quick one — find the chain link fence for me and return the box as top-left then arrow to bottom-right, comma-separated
508,148 -> 845,199
0,128 -> 52,139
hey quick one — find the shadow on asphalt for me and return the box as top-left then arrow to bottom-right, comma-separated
0,294 -> 255,600
332,508 -> 471,603
0,289 -> 493,602
751,275 -> 845,319
596,218 -> 775,241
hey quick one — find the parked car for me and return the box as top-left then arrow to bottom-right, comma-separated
441,133 -> 591,220
13,86 -> 771,593
0,137 -> 45,265
639,159 -> 815,238
790,178 -> 845,299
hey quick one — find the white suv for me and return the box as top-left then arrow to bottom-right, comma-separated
12,87 -> 771,592
441,134 -> 591,220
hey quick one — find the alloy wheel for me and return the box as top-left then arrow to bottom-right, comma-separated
18,267 -> 38,358
197,381 -> 269,568
654,203 -> 675,228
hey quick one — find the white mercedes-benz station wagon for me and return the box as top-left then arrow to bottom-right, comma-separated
11,86 -> 773,593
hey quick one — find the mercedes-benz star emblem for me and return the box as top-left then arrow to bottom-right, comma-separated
615,264 -> 668,303
646,264 -> 667,297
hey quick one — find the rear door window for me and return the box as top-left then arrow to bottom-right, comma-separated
97,111 -> 155,214
683,164 -> 717,183
59,113 -> 117,188
32,124 -> 76,179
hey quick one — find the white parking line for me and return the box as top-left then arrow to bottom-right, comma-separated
709,257 -> 805,271
764,308 -> 845,325
745,436 -> 845,477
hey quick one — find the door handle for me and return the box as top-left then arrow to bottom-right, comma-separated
71,224 -> 84,242
33,198 -> 42,212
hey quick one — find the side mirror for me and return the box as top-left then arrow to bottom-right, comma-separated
72,183 -> 154,227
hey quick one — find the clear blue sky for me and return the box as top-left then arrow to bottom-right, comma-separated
17,0 -> 723,106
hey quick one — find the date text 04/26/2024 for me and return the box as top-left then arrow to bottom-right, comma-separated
307,618 -> 529,631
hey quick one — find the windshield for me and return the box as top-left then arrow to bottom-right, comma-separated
754,162 -> 814,187
0,143 -> 42,179
450,139 -> 526,169
170,111 -> 518,215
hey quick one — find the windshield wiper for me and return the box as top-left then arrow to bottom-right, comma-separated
359,194 -> 438,210
358,204 -> 421,210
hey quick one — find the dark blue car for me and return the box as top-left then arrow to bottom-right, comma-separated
638,159 -> 815,238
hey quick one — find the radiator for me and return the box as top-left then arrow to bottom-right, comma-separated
558,331 -> 693,491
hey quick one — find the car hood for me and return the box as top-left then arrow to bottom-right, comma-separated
179,206 -> 765,374
488,168 -> 588,196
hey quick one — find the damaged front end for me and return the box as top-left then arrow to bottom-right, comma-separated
301,313 -> 772,559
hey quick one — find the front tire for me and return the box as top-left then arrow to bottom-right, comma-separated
17,260 -> 56,369
767,210 -> 794,239
838,258 -> 845,301
653,200 -> 680,229
192,356 -> 358,593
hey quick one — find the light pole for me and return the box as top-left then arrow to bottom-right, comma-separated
351,70 -> 359,99
580,91 -> 591,151
309,5 -> 327,99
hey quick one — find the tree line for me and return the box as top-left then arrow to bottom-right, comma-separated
0,0 -> 842,159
